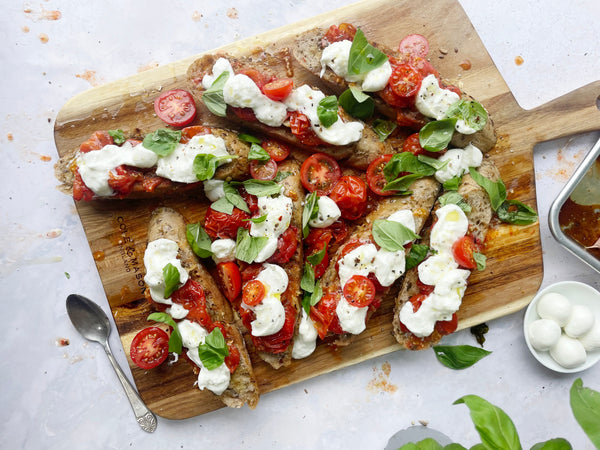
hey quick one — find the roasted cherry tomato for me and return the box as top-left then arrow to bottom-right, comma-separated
289,112 -> 323,146
366,154 -> 394,196
237,68 -> 271,90
171,279 -> 212,328
204,206 -> 250,240
107,166 -> 142,197
242,280 -> 266,306
154,89 -> 197,127
250,158 -> 278,180
300,153 -> 342,195
267,226 -> 299,264
452,235 -> 479,269
395,109 -> 429,130
389,63 -> 423,99
72,170 -> 95,201
435,313 -> 458,335
130,327 -> 169,370
231,106 -> 257,122
79,131 -> 113,153
329,175 -> 368,220
262,79 -> 294,101
343,275 -> 376,307
262,139 -> 290,162
323,23 -> 357,45
399,34 -> 430,58
216,261 -> 242,302
180,125 -> 210,143
417,278 -> 435,296
243,303 -> 296,353
310,293 -> 342,338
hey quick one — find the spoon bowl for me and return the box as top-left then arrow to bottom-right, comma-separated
66,294 -> 157,432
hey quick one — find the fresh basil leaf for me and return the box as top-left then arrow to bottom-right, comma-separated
338,86 -> 375,120
274,171 -> 292,182
210,196 -> 234,214
162,263 -> 181,298
406,244 -> 429,271
202,71 -> 229,117
496,199 -> 538,225
317,95 -> 339,128
143,128 -> 182,156
419,118 -> 457,152
197,328 -> 229,370
373,119 -> 397,141
473,252 -> 486,271
147,312 -> 183,354
445,100 -> 488,133
223,182 -> 250,213
468,168 -> 507,211
384,153 -> 435,181
434,345 -> 491,369
439,192 -> 472,213
418,154 -> 450,172
302,192 -> 319,238
443,444 -> 468,450
310,280 -> 323,307
300,263 -> 316,293
348,28 -> 388,75
108,129 -> 126,145
398,438 -> 445,450
307,247 -> 326,266
443,175 -> 462,191
237,133 -> 261,144
570,378 -> 600,447
248,143 -> 271,161
244,214 -> 267,224
193,153 -> 235,181
530,438 -> 572,450
235,228 -> 268,264
383,173 -> 424,193
453,395 -> 521,449
186,223 -> 213,258
372,219 -> 419,251
242,179 -> 282,197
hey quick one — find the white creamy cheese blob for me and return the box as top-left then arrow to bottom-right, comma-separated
210,239 -> 236,264
76,141 -> 158,197
564,304 -> 595,338
309,196 -> 342,228
248,264 -> 288,337
143,238 -> 189,305
201,57 -> 235,89
387,209 -> 417,245
155,134 -> 231,184
203,179 -> 225,202
415,74 -> 460,121
434,144 -> 483,183
528,318 -> 562,352
336,296 -> 368,335
250,194 -> 293,262
430,204 -> 469,252
292,309 -> 318,359
320,40 -> 392,92
337,243 -> 378,288
284,85 -> 364,145
550,335 -> 587,369
536,292 -> 572,327
579,318 -> 600,351
178,320 -> 231,395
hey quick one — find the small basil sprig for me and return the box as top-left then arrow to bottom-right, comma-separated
339,86 -> 375,120
210,196 -> 234,214
384,153 -> 435,181
198,328 -> 229,370
302,192 -> 319,238
300,263 -> 323,314
473,252 -> 486,271
239,179 -> 282,196
439,192 -> 472,213
186,223 -> 212,258
237,133 -> 261,144
193,153 -> 236,181
446,100 -> 488,133
317,95 -> 339,128
202,71 -> 229,117
419,118 -> 457,152
372,219 -> 419,251
248,143 -> 271,162
143,128 -> 182,156
443,175 -> 462,191
468,167 -> 507,211
244,214 -> 267,224
108,129 -> 126,145
224,182 -> 250,213
417,154 -> 450,172
147,312 -> 183,354
383,173 -> 423,194
496,199 -> 538,225
433,345 -> 491,369
372,119 -> 397,141
348,28 -> 388,75
570,378 -> 600,447
274,171 -> 292,182
405,244 -> 429,271
235,228 -> 268,263
162,263 -> 181,298
307,247 -> 326,266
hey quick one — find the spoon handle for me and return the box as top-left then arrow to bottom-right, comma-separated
103,343 -> 157,433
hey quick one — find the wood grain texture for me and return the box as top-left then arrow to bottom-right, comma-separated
53,0 -> 600,419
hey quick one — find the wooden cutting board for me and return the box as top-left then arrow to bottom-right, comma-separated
53,0 -> 600,419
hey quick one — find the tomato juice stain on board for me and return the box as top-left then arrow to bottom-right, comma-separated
93,250 -> 105,261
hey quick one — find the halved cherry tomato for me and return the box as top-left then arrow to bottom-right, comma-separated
366,154 -> 394,196
343,275 -> 376,307
267,226 -> 299,264
154,89 -> 197,127
410,57 -> 440,80
329,175 -> 368,220
435,313 -> 458,335
300,153 -> 342,195
171,279 -> 212,329
241,263 -> 263,283
204,206 -> 250,239
379,84 -> 413,109
79,131 -> 113,153
323,23 -> 357,45
242,280 -> 266,306
262,79 -> 294,101
399,34 -> 430,58
249,158 -> 278,180
289,112 -> 323,146
216,261 -> 242,302
180,125 -> 210,143
262,139 -> 290,162
452,235 -> 479,269
242,302 -> 296,353
130,327 -> 169,370
389,63 -> 423,99
402,132 -> 445,157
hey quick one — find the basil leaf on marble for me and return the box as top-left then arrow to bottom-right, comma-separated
434,345 -> 491,370
570,378 -> 600,447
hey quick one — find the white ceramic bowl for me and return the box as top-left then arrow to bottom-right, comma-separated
524,281 -> 600,373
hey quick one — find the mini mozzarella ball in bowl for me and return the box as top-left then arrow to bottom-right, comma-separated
524,281 -> 600,373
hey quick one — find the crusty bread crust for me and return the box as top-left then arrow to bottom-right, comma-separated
147,207 -> 260,409
392,158 -> 500,350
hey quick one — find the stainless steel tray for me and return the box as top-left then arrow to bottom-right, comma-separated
549,136 -> 600,273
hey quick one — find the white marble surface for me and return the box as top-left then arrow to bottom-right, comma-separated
1,1 -> 599,449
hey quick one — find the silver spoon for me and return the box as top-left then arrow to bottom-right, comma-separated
66,294 -> 157,433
